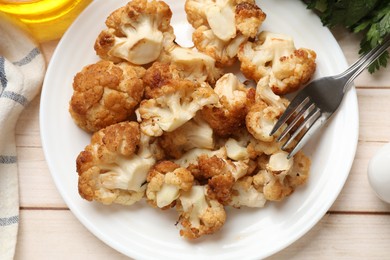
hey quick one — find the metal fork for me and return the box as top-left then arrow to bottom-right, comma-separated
270,34 -> 390,159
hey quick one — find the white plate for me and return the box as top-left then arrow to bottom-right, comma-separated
40,0 -> 359,259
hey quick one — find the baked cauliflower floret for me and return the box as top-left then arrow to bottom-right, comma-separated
235,2 -> 266,38
225,127 -> 255,160
254,151 -> 310,201
146,161 -> 194,209
238,31 -> 317,95
142,62 -> 182,99
244,76 -> 298,155
174,147 -> 227,168
69,60 -> 145,133
195,155 -> 249,205
176,185 -> 226,239
255,75 -> 289,112
229,175 -> 267,208
246,101 -> 281,142
202,73 -> 255,137
159,114 -> 215,159
190,1 -> 266,66
193,25 -> 247,66
159,41 -> 223,84
76,121 -> 157,205
136,79 -> 219,137
185,0 -> 265,40
94,0 -> 174,65
195,154 -> 249,182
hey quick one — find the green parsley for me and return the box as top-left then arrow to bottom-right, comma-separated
304,0 -> 390,73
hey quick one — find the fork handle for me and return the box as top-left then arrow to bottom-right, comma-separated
337,34 -> 390,92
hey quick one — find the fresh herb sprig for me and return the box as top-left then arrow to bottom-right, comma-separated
304,0 -> 390,73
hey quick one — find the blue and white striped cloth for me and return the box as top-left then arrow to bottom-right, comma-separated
0,16 -> 45,259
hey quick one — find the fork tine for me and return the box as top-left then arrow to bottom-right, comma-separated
282,106 -> 321,151
276,101 -> 316,142
286,114 -> 324,159
269,95 -> 310,136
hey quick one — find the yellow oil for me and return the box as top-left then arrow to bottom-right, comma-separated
0,0 -> 92,42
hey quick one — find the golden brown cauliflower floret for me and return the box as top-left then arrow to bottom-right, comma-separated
192,25 -> 248,66
255,75 -> 289,112
136,78 -> 219,137
176,185 -> 226,239
94,0 -> 174,65
243,76 -> 300,156
224,126 -> 257,160
159,113 -> 215,159
142,62 -> 182,99
202,73 -> 255,137
185,0 -> 265,40
69,60 -> 145,133
77,121 -> 157,205
194,155 -> 249,205
253,150 -> 310,201
186,0 -> 265,66
196,154 -> 249,181
158,39 -> 223,84
238,31 -> 317,95
246,101 -> 281,142
146,161 -> 194,209
229,175 -> 267,208
235,2 -> 266,38
173,146 -> 227,169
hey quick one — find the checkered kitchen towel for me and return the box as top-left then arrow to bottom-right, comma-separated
0,16 -> 45,259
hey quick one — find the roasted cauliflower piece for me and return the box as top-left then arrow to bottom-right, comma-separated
159,114 -> 215,159
229,175 -> 267,208
158,41 -> 223,84
244,76 -> 298,155
174,147 -> 227,168
94,0 -> 174,65
192,25 -> 248,66
246,101 -> 281,142
77,121 -> 157,205
186,0 -> 265,65
202,73 -> 255,136
185,0 -> 266,40
146,161 -> 194,209
69,60 -> 145,133
142,62 -> 182,99
254,151 -> 310,201
196,155 -> 249,205
136,79 -> 219,137
235,1 -> 267,38
225,127 -> 256,160
238,31 -> 317,95
255,75 -> 289,112
176,185 -> 226,239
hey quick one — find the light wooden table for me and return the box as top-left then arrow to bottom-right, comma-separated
13,28 -> 390,259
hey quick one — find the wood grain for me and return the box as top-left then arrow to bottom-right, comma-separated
14,211 -> 390,260
14,24 -> 390,260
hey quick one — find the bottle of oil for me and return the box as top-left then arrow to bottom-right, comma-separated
0,0 -> 93,42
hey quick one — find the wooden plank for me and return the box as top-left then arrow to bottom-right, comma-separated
15,139 -> 390,212
15,91 -> 390,211
270,213 -> 390,259
330,141 -> 390,212
357,89 -> 390,143
14,210 -> 390,259
14,210 -> 129,260
331,27 -> 390,88
15,96 -> 41,147
17,146 -> 66,208
40,40 -> 59,64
